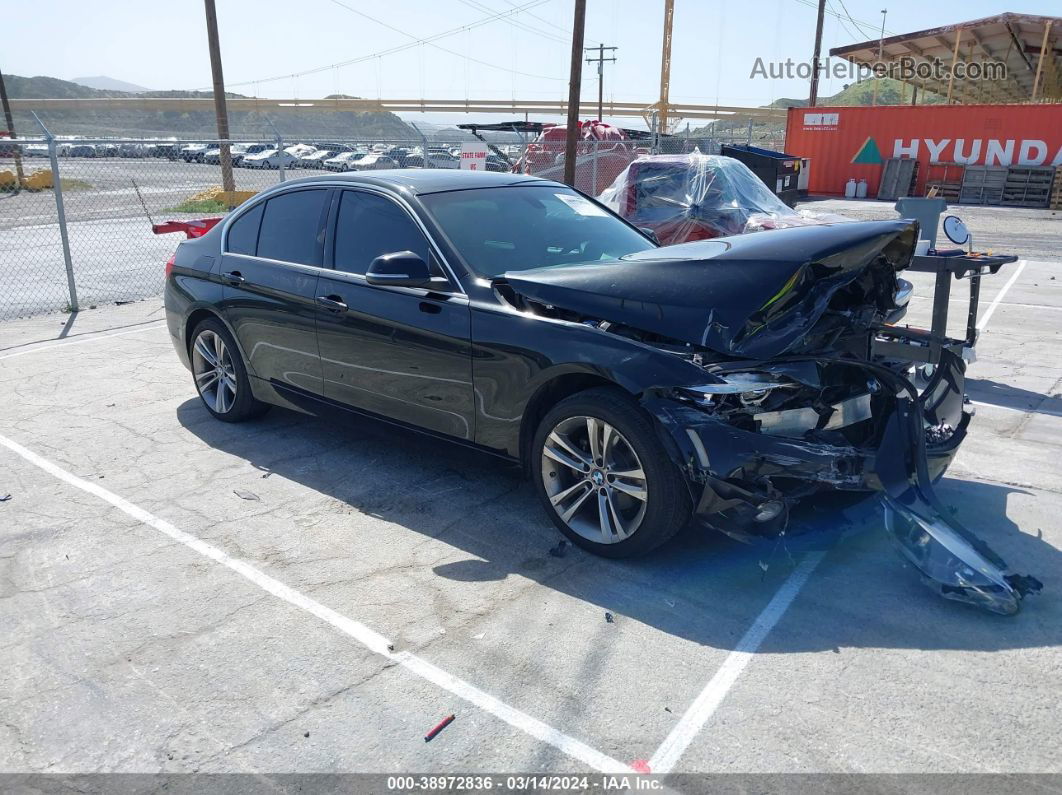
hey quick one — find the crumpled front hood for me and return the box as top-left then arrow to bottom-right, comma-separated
501,220 -> 918,358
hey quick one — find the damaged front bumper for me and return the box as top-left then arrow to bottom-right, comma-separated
648,350 -> 1042,615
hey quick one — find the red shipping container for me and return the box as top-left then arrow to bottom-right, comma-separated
784,104 -> 1062,196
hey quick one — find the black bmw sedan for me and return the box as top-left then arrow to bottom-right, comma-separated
164,169 -> 1040,614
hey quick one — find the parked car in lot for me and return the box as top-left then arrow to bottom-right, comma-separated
285,144 -> 317,160
298,150 -> 335,169
241,149 -> 298,170
425,149 -> 460,169
323,152 -> 366,171
69,144 -> 97,158
181,144 -> 209,162
118,143 -> 148,158
162,170 -> 1041,615
202,144 -> 248,165
349,153 -> 397,171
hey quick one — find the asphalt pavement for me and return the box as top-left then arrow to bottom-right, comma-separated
0,254 -> 1059,778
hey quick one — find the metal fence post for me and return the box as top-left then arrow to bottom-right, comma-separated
411,122 -> 430,167
591,140 -> 599,196
34,113 -> 78,312
264,117 -> 285,181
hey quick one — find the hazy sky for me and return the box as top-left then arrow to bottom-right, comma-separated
5,0 -> 1059,126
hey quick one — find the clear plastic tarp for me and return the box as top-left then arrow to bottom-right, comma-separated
599,152 -> 852,246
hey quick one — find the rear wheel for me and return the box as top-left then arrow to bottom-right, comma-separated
532,387 -> 691,558
189,319 -> 268,423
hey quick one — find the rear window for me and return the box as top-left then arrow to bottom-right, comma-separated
226,202 -> 264,256
256,189 -> 328,265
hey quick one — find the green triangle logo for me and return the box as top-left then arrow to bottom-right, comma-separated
852,136 -> 883,165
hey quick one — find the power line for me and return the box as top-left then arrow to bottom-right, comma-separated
220,0 -> 565,89
790,0 -> 892,39
834,0 -> 889,38
500,0 -> 602,46
326,0 -> 568,81
457,0 -> 570,46
826,0 -> 862,42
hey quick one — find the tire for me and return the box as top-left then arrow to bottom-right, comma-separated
531,387 -> 691,558
189,318 -> 269,423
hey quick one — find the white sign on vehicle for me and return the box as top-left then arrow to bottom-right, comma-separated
554,193 -> 608,217
460,142 -> 489,170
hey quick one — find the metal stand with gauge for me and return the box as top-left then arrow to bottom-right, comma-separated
874,213 -> 1018,365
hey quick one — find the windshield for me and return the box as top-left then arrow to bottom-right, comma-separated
420,184 -> 656,277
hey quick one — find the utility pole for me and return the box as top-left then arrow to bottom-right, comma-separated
808,0 -> 827,107
203,0 -> 235,195
0,69 -> 25,189
872,8 -> 887,106
657,0 -> 675,134
563,0 -> 587,188
585,44 -> 617,122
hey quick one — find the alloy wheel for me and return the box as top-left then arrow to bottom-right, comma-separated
540,415 -> 648,544
191,329 -> 238,414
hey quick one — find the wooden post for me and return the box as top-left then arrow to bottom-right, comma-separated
657,0 -> 675,133
203,0 -> 235,194
563,0 -> 586,188
808,0 -> 826,107
0,70 -> 25,187
946,33 -> 962,103
1032,21 -> 1053,100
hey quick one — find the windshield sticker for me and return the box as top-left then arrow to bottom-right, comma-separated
554,193 -> 608,217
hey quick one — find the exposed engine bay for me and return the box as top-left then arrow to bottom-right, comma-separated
494,219 -> 1042,614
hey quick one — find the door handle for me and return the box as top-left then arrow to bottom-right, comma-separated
221,270 -> 245,285
419,301 -> 442,314
316,295 -> 348,313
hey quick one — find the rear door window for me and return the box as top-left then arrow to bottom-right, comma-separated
226,202 -> 264,255
256,189 -> 329,265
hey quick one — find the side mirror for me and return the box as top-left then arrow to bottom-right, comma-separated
639,227 -> 660,245
365,250 -> 433,288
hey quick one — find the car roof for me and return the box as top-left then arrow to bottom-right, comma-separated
267,168 -> 556,195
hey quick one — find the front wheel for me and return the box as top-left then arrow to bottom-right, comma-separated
532,387 -> 691,558
189,319 -> 269,422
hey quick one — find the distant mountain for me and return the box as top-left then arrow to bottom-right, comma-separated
72,75 -> 153,93
769,77 -> 945,109
5,74 -> 415,139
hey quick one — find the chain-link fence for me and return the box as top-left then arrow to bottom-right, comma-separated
0,125 -> 788,322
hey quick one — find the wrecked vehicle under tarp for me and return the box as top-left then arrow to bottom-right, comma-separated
598,152 -> 853,246
496,220 -> 1042,615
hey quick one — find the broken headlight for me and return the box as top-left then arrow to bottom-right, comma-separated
678,372 -> 799,407
883,496 -> 1041,615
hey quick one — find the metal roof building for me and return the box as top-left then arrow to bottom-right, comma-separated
830,13 -> 1061,104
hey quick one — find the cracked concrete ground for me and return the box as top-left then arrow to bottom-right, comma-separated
0,256 -> 1060,775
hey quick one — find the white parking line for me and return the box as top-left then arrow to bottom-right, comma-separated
647,551 -> 827,774
0,322 -> 167,361
976,259 -> 1027,332
0,431 -> 629,774
971,399 -> 1062,419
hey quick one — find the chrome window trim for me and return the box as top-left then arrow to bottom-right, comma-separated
223,252 -> 469,304
220,179 -> 466,297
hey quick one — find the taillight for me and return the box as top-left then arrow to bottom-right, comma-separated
165,253 -> 176,279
